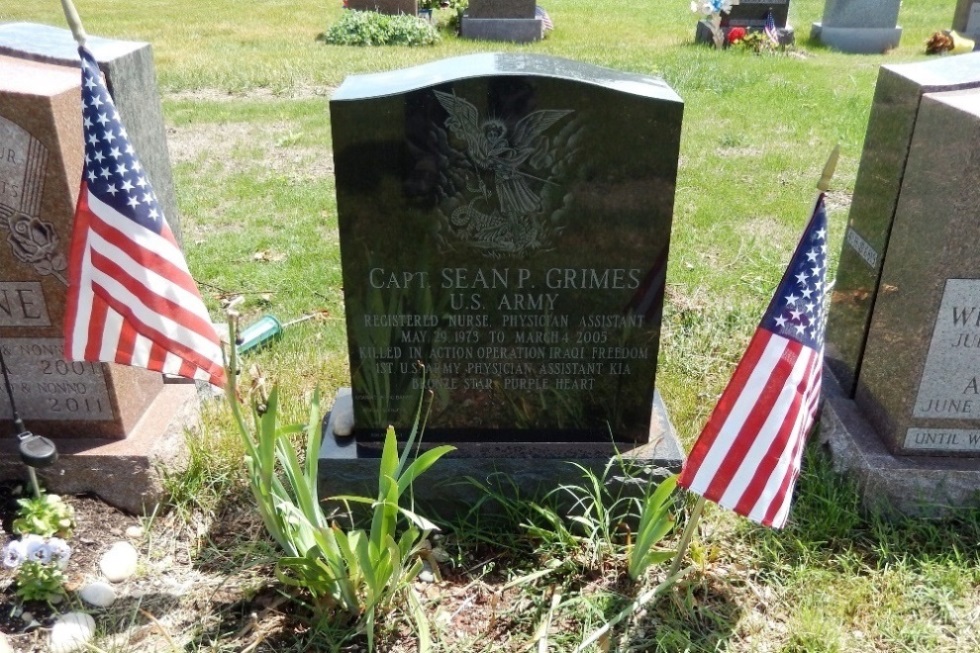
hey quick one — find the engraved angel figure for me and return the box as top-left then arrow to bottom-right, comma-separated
433,91 -> 573,221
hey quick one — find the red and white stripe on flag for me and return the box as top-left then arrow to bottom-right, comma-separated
64,187 -> 227,387
678,331 -> 822,527
678,194 -> 829,528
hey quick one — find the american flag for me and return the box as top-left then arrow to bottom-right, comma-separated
677,194 -> 828,528
764,9 -> 779,45
536,5 -> 554,31
63,47 -> 226,387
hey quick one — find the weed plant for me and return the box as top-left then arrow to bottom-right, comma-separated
227,325 -> 453,651
321,10 -> 440,47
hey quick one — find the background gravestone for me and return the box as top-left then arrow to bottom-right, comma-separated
722,0 -> 790,28
953,0 -> 980,38
696,1 -> 795,47
811,0 -> 902,53
321,53 -> 684,508
0,47 -> 199,514
821,54 -> 980,517
460,0 -> 542,42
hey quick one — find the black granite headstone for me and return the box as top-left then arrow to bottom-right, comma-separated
330,54 -> 682,457
721,0 -> 789,28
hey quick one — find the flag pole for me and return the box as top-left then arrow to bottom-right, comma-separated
59,0 -> 88,47
666,144 -> 840,579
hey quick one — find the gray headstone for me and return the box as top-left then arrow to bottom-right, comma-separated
856,88 -> 980,457
0,23 -> 181,245
722,0 -> 790,28
820,0 -> 899,28
322,54 -> 684,508
953,0 -> 980,37
811,0 -> 902,53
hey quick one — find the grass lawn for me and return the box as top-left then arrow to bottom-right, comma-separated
3,0 -> 980,651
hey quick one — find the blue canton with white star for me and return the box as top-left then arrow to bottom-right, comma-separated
762,197 -> 829,351
79,47 -> 165,234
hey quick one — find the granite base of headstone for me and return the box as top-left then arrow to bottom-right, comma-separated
953,0 -> 980,38
0,23 -> 181,245
810,0 -> 901,53
820,366 -> 980,518
460,16 -> 544,42
694,20 -> 796,47
320,389 -> 682,516
0,383 -> 201,514
461,0 -> 542,42
347,0 -> 418,15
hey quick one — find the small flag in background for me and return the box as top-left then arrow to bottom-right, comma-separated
764,9 -> 780,44
64,47 -> 226,387
677,194 -> 829,528
536,5 -> 554,31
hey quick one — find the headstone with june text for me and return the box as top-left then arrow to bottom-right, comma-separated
821,53 -> 980,517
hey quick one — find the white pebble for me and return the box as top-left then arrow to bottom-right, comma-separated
100,541 -> 139,582
418,570 -> 435,583
125,525 -> 144,539
332,389 -> 354,437
0,633 -> 12,653
49,612 -> 96,653
79,581 -> 118,608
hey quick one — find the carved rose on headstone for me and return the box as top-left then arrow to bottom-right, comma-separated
6,213 -> 68,283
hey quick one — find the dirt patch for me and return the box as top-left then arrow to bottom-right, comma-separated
167,86 -> 336,103
167,120 -> 334,182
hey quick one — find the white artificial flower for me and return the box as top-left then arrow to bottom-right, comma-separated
2,540 -> 26,569
21,534 -> 45,562
46,538 -> 72,570
29,542 -> 53,564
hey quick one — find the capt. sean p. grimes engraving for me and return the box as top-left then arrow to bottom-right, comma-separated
432,90 -> 580,258
0,116 -> 67,285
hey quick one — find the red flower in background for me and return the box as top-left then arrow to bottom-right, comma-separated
727,27 -> 746,44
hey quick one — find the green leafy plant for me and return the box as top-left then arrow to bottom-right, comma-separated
13,493 -> 76,539
628,474 -> 678,580
228,320 -> 453,651
322,10 -> 440,46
